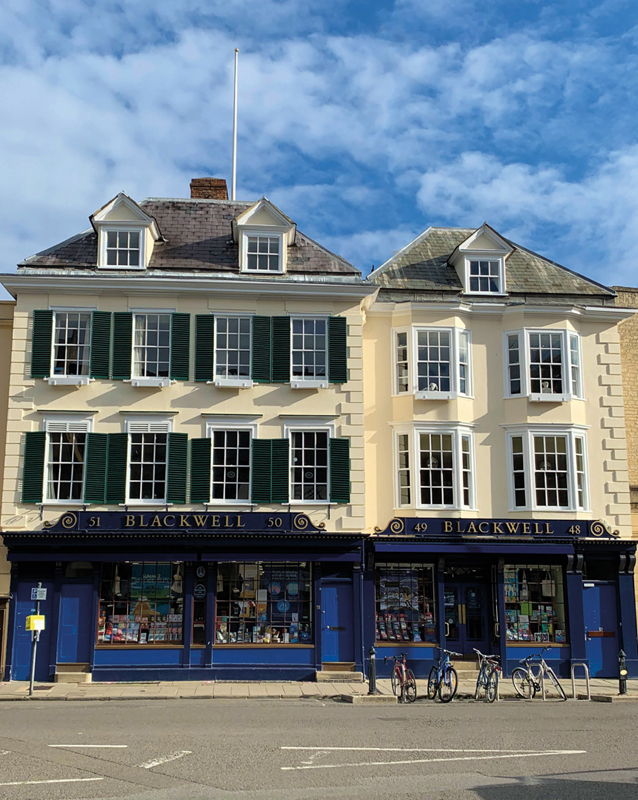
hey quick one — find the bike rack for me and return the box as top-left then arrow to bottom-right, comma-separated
570,662 -> 591,701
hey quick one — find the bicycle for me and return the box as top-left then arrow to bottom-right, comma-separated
427,648 -> 461,703
473,648 -> 501,703
511,647 -> 567,701
384,653 -> 417,703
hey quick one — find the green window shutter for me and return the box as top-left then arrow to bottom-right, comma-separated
190,438 -> 212,503
170,313 -> 191,381
84,433 -> 108,504
252,316 -> 272,383
271,317 -> 291,383
90,312 -> 112,380
22,431 -> 46,504
271,439 -> 290,504
105,433 -> 128,504
167,432 -> 188,504
195,314 -> 214,382
328,317 -> 348,383
112,313 -> 132,380
31,310 -> 53,379
251,440 -> 273,504
329,437 -> 350,503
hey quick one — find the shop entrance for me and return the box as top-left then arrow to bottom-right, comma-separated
444,581 -> 490,657
584,582 -> 619,677
321,580 -> 354,663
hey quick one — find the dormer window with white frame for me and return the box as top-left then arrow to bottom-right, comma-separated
393,326 -> 472,400
90,192 -> 162,270
504,329 -> 583,402
449,223 -> 512,296
233,198 -> 296,275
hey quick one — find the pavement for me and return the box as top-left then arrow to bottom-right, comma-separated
0,675 -> 635,701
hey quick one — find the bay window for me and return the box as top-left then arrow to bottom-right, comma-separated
393,326 -> 472,398
506,428 -> 589,511
504,330 -> 583,401
394,425 -> 475,510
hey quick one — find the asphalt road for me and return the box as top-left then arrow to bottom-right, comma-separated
0,696 -> 636,799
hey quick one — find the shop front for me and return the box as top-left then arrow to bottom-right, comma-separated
3,511 -> 366,682
366,517 -> 638,680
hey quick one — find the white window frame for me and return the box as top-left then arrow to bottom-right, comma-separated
99,224 -> 145,270
284,420 -> 336,505
240,230 -> 284,274
124,418 -> 173,506
205,419 -> 259,506
463,254 -> 506,296
290,315 -> 329,389
48,309 -> 93,386
392,424 -> 476,511
211,313 -> 254,389
42,416 -> 93,504
503,329 -> 583,402
392,326 -> 472,399
505,426 -> 589,513
130,311 -> 173,388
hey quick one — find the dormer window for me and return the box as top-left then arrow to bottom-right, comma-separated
245,234 -> 281,272
106,230 -> 141,267
468,258 -> 502,293
233,198 -> 296,275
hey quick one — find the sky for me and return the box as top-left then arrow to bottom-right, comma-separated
1,0 -> 638,287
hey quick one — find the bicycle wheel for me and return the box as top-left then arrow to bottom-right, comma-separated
512,667 -> 536,699
474,665 -> 486,701
391,665 -> 401,698
438,666 -> 458,703
427,666 -> 439,700
485,668 -> 498,703
547,669 -> 567,701
404,668 -> 417,703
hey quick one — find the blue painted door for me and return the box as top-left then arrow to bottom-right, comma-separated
58,583 -> 94,663
584,583 -> 619,677
321,582 -> 354,662
12,581 -> 54,681
445,583 -> 490,657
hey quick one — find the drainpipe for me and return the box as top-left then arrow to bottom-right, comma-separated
360,541 -> 366,678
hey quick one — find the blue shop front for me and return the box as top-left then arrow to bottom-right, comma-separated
3,511 -> 366,682
366,518 -> 638,680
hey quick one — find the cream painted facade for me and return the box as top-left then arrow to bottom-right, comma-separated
363,301 -> 633,535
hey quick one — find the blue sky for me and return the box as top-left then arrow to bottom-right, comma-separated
1,0 -> 638,285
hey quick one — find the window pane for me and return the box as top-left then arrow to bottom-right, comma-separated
533,435 -> 569,508
128,433 -> 167,502
529,332 -> 563,394
133,314 -> 171,378
214,317 -> 252,378
291,430 -> 329,501
210,430 -> 251,501
291,319 -> 327,379
416,330 -> 451,392
53,312 -> 91,376
375,563 -> 437,643
419,432 -> 454,506
503,564 -> 567,644
47,432 -> 86,501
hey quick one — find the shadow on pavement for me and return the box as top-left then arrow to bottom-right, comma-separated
475,768 -> 638,799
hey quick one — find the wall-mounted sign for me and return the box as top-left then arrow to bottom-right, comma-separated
195,566 -> 206,579
193,584 -> 207,601
375,517 -> 621,539
43,511 -> 325,535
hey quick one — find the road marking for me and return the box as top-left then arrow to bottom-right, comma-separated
0,750 -> 9,756
281,749 -> 587,771
48,744 -> 128,748
138,750 -> 192,769
283,747 -> 542,753
0,778 -> 105,786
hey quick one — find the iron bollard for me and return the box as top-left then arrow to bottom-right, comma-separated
368,646 -> 377,695
619,649 -> 628,695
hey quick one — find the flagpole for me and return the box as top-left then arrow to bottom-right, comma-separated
231,48 -> 239,201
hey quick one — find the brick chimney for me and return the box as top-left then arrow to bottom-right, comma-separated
190,177 -> 229,200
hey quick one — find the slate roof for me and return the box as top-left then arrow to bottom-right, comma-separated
368,227 -> 615,302
19,198 -> 359,278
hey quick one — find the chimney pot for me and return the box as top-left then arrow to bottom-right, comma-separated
190,177 -> 229,200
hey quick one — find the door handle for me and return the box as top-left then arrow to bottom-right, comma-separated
494,623 -> 500,637
458,604 -> 463,625
444,622 -> 450,637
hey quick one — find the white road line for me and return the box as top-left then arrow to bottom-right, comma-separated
48,744 -> 127,748
138,750 -> 192,769
281,750 -> 587,771
0,778 -> 105,786
282,747 -> 541,753
0,750 -> 9,756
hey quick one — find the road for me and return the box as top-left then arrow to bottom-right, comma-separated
0,696 -> 636,799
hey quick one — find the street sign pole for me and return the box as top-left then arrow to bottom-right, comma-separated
28,582 -> 45,697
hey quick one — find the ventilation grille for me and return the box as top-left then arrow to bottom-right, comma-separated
127,421 -> 171,434
45,420 -> 91,433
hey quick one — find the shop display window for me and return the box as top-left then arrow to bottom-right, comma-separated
98,562 -> 184,645
504,564 -> 566,643
375,563 -> 437,643
215,562 -> 312,644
